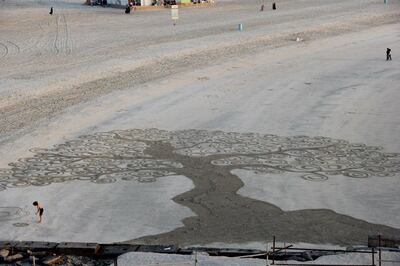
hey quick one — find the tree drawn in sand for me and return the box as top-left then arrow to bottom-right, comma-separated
0,128 -> 399,190
1,128 -> 400,244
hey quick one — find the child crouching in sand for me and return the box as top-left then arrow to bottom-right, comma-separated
33,201 -> 44,223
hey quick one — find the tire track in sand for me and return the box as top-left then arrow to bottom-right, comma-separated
53,14 -> 60,55
0,40 -> 20,60
61,14 -> 73,55
0,42 -> 8,58
0,12 -> 399,141
52,13 -> 72,56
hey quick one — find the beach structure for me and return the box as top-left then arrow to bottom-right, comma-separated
87,0 -> 211,7
87,0 -> 152,6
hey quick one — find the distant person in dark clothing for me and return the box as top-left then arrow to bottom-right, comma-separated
260,4 -> 264,11
49,7 -> 53,15
125,5 -> 131,13
272,2 -> 276,10
386,48 -> 392,61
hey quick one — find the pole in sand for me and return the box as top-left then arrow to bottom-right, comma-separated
171,5 -> 179,26
378,234 -> 382,266
272,235 -> 276,265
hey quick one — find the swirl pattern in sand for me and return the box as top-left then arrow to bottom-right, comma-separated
0,207 -> 28,221
0,129 -> 399,190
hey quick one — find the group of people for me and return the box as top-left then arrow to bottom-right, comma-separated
260,2 -> 276,11
125,1 -> 137,14
125,0 -> 212,8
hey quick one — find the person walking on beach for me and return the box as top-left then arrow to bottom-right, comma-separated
49,7 -> 53,15
272,2 -> 276,10
33,201 -> 44,223
125,4 -> 131,14
386,48 -> 392,61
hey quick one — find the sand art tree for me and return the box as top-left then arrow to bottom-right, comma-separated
0,128 -> 398,189
1,129 -> 400,244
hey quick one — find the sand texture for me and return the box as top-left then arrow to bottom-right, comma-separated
0,0 -> 399,247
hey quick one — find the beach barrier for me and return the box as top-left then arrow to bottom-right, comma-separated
0,239 -> 395,265
56,242 -> 101,256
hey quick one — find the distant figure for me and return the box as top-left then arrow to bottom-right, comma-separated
125,5 -> 131,14
386,48 -> 392,61
260,4 -> 264,11
272,2 -> 276,10
129,1 -> 135,12
33,201 -> 44,223
49,7 -> 53,15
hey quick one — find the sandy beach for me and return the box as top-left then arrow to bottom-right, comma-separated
0,0 -> 399,248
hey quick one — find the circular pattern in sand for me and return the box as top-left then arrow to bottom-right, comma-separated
0,207 -> 28,221
0,129 -> 398,190
13,222 -> 29,227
